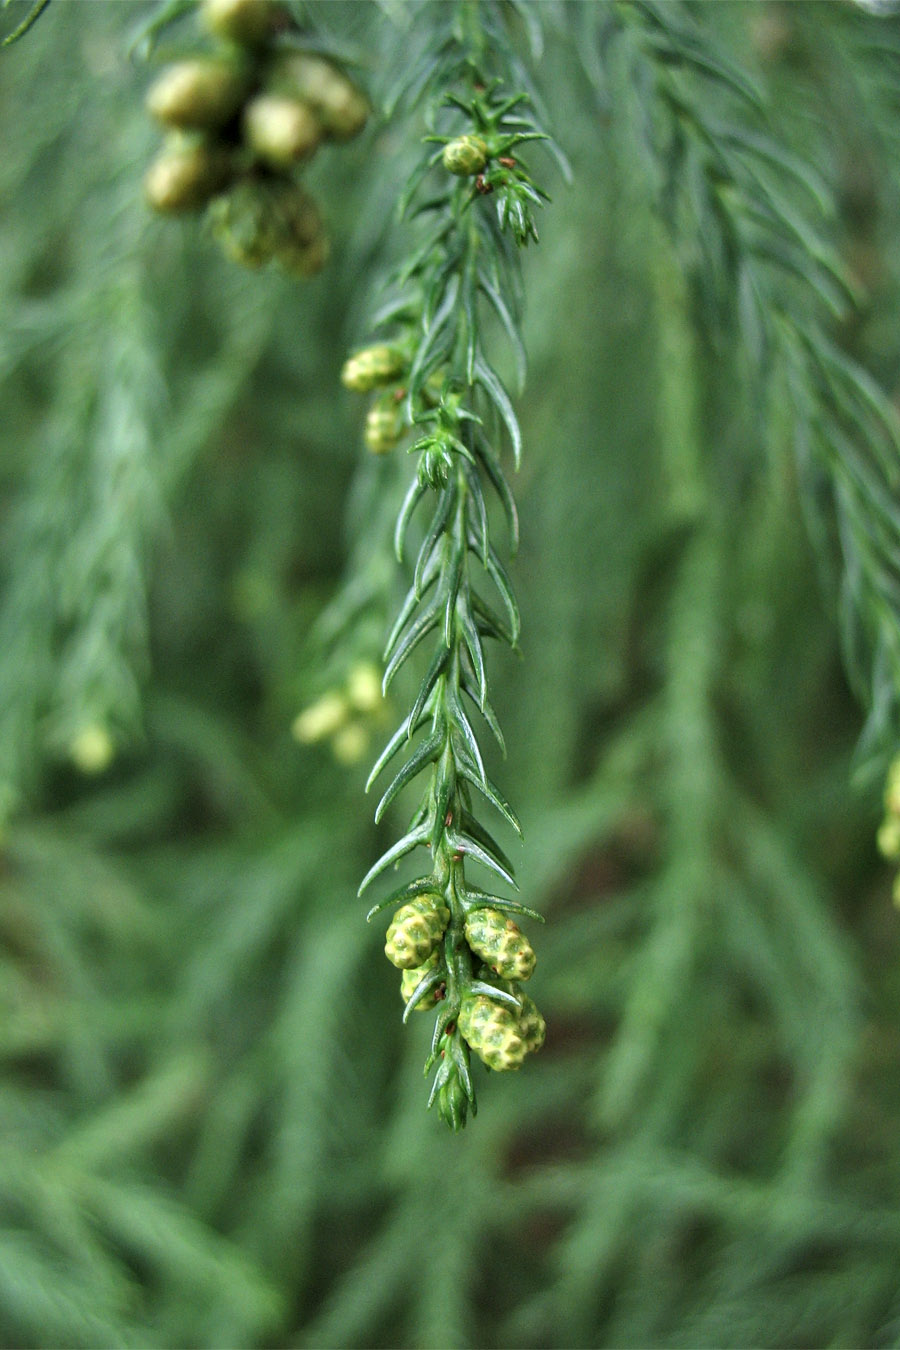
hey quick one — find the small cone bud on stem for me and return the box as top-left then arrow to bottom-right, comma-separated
201,0 -> 275,47
146,59 -> 245,130
442,135 -> 489,176
270,53 -> 369,141
400,952 -> 443,1010
458,995 -> 528,1071
144,140 -> 232,213
278,231 -> 330,278
464,907 -> 536,981
341,346 -> 406,393
244,94 -> 321,168
516,994 -> 546,1053
384,898 -> 450,969
364,403 -> 404,454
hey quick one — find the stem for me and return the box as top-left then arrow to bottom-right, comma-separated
355,1 -> 554,1128
458,0 -> 485,73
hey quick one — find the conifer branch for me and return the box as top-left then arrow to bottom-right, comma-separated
592,0 -> 900,765
344,0 -> 555,1128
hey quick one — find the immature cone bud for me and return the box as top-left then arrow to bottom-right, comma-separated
210,179 -> 324,271
331,721 -> 369,765
364,404 -> 404,454
146,60 -> 245,130
384,897 -> 450,969
341,346 -> 405,393
516,994 -> 546,1054
442,135 -> 489,176
464,908 -> 536,981
69,724 -> 115,775
345,661 -> 383,714
144,140 -> 232,213
458,994 -> 527,1071
244,94 -> 321,168
435,1070 -> 472,1131
271,180 -> 324,246
201,0 -> 275,46
270,53 -> 369,141
292,690 -> 347,744
886,759 -> 900,818
878,816 -> 900,861
278,231 -> 330,278
210,180 -> 280,267
400,951 -> 442,1010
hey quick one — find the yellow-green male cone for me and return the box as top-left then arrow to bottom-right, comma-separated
385,897 -> 450,969
458,994 -> 527,1071
464,907 -> 536,981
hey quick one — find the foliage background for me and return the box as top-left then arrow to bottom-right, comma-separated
3,1 -> 900,1346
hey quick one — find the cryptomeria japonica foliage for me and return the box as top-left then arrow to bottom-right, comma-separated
10,8 -> 900,1338
339,12 -> 561,1128
8,0 -> 900,1134
136,0 -> 560,1128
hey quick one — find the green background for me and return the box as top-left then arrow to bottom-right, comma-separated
2,2 -> 900,1346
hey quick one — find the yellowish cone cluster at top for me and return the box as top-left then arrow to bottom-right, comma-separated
143,0 -> 369,278
877,756 -> 900,905
292,661 -> 386,766
383,895 -> 544,1072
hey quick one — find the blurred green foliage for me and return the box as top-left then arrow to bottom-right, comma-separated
3,1 -> 900,1346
